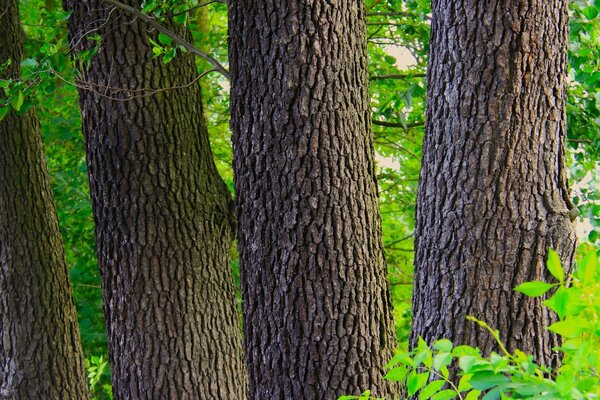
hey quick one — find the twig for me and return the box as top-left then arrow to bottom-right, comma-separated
385,232 -> 414,248
370,73 -> 426,80
171,0 -> 225,17
373,119 -> 425,129
568,139 -> 592,143
52,68 -> 217,101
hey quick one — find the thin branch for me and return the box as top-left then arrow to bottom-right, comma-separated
385,232 -> 414,248
375,136 -> 419,160
368,22 -> 407,27
370,73 -> 426,80
52,68 -> 217,101
390,282 -> 412,287
387,247 -> 414,252
101,0 -> 230,79
171,0 -> 225,17
373,119 -> 425,129
77,283 -> 102,289
568,139 -> 592,143
367,11 -> 431,21
367,12 -> 413,18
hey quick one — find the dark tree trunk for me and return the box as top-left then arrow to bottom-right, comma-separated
65,1 -> 247,398
229,1 -> 399,399
411,0 -> 577,368
0,1 -> 90,398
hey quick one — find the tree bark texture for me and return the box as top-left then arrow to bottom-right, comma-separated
411,0 -> 577,368
0,1 -> 90,398
65,1 -> 247,398
229,1 -> 399,399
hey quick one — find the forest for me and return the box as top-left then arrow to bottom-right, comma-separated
0,0 -> 599,399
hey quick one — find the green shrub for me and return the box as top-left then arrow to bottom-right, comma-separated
341,247 -> 600,400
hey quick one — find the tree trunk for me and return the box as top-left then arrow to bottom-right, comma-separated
411,0 -> 577,368
229,1 -> 399,399
0,1 -> 90,398
64,1 -> 247,398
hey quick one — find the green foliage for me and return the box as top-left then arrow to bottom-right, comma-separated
346,247 -> 600,400
86,355 -> 112,400
10,1 -> 600,399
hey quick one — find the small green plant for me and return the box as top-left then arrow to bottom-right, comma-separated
339,247 -> 600,399
85,355 -> 112,400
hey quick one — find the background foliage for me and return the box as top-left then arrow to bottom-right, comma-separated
5,0 -> 599,398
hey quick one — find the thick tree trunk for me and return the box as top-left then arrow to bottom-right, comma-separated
229,1 -> 399,399
65,1 -> 247,398
411,0 -> 577,368
0,1 -> 90,398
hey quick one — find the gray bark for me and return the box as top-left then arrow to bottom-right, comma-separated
65,1 -> 247,398
411,0 -> 577,368
229,1 -> 399,399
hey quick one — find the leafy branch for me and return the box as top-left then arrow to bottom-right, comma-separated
100,0 -> 230,79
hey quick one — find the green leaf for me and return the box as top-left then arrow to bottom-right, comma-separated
469,371 -> 509,391
547,249 -> 565,283
579,252 -> 597,283
11,90 -> 24,111
543,287 -> 569,319
458,374 -> 472,392
433,352 -> 453,371
419,380 -> 445,400
386,352 -> 414,368
20,58 -> 38,69
0,104 -> 9,121
452,346 -> 480,357
384,366 -> 408,382
407,371 -> 429,396
514,281 -> 554,297
458,356 -> 478,372
583,6 -> 599,19
464,390 -> 481,400
158,32 -> 173,45
433,339 -> 453,352
430,389 -> 457,400
547,318 -> 588,338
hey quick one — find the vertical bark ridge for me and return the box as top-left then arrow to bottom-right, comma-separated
65,1 -> 247,398
0,0 -> 90,398
411,0 -> 577,368
230,1 -> 399,399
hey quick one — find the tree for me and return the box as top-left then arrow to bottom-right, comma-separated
411,0 -> 578,368
0,0 -> 90,398
64,1 -> 246,398
229,1 -> 399,398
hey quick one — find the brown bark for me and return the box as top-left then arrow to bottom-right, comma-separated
411,0 -> 577,368
0,1 -> 90,398
229,1 -> 399,399
64,1 -> 247,398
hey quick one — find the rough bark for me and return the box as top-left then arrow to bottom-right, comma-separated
411,0 -> 577,368
229,1 -> 399,399
0,1 -> 90,398
65,1 -> 247,398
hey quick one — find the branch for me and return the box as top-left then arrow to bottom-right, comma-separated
367,12 -> 431,21
368,22 -> 407,27
101,0 -> 230,79
373,119 -> 425,129
568,139 -> 592,143
171,0 -> 226,17
385,233 -> 414,248
367,12 -> 413,18
52,68 -> 218,101
370,73 -> 426,80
